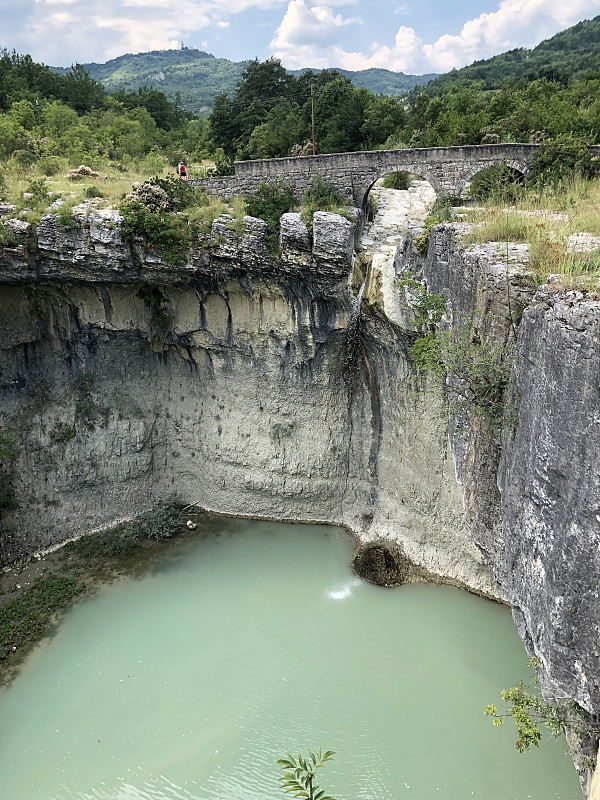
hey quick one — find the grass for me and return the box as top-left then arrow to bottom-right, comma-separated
0,156 -> 252,258
0,497 -> 188,679
0,575 -> 85,662
462,176 -> 600,287
0,157 -> 217,219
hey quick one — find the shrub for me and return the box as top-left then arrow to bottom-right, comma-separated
528,136 -> 598,187
145,151 -> 164,175
397,271 -> 445,328
120,201 -> 191,264
37,156 -> 61,176
50,422 -> 76,444
65,496 -> 185,558
185,197 -> 228,234
55,202 -> 80,231
84,185 -> 104,198
303,174 -> 341,207
0,224 -> 19,247
139,496 -> 185,541
382,171 -> 411,190
246,179 -> 295,251
151,175 -> 207,210
0,575 -> 85,662
67,522 -> 142,558
127,182 -> 171,212
468,165 -> 524,203
18,179 -> 50,214
11,149 -> 37,168
408,320 -> 514,422
300,174 -> 349,230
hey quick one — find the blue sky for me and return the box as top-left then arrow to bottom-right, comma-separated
0,0 -> 598,74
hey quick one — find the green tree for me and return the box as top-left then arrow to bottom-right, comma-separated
61,63 -> 106,114
360,95 -> 406,149
485,663 -> 600,756
277,750 -> 336,800
42,100 -> 80,137
527,135 -> 599,186
9,99 -> 36,130
313,77 -> 367,153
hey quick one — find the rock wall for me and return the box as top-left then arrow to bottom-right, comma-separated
0,208 -> 495,597
396,225 -> 600,793
499,290 -> 600,714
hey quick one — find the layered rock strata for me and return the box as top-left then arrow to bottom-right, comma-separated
0,207 -> 494,598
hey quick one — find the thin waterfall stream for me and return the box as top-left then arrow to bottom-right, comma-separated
344,178 -> 436,384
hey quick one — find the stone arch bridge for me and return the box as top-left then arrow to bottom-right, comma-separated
193,143 -> 594,209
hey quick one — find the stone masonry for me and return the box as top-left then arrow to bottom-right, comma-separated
192,144 -> 600,208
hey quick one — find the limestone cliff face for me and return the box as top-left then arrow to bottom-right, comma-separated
0,209 -> 493,597
499,291 -> 600,714
394,226 -> 600,794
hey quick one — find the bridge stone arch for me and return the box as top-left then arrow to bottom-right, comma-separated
193,144 -> 600,209
456,158 -> 530,197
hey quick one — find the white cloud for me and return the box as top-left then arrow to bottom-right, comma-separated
20,0 -> 288,64
270,0 -> 361,57
421,0 -> 600,72
272,0 -> 600,73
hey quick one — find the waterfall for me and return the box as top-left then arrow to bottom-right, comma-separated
343,269 -> 368,386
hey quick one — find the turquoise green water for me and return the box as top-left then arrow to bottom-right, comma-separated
0,519 -> 581,800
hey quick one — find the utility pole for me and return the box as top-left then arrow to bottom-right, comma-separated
311,83 -> 316,156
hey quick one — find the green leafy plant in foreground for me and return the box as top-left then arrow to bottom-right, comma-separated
277,749 -> 336,800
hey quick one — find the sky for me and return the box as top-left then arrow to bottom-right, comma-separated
0,0 -> 598,75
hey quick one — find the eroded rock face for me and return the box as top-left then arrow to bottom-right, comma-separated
499,294 -> 600,714
0,209 -> 498,600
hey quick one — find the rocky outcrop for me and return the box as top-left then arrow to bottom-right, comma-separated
395,226 -> 600,794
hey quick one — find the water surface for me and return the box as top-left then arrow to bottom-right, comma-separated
0,519 -> 581,800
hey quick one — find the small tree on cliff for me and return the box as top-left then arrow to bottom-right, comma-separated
485,660 -> 600,763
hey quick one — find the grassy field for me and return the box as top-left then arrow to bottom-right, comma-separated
1,156 -> 216,216
462,177 -> 600,287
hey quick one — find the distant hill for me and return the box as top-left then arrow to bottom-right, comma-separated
290,67 -> 438,96
54,49 -> 247,116
57,48 -> 437,116
421,15 -> 600,93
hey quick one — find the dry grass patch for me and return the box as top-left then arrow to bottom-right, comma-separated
462,177 -> 600,286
